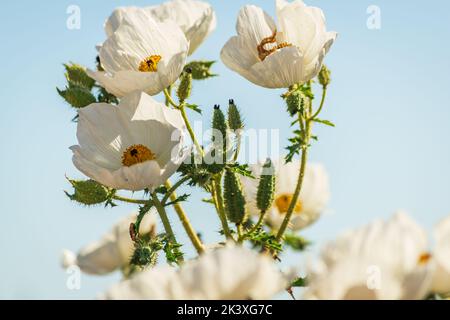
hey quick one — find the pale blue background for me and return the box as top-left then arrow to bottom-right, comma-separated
0,0 -> 449,299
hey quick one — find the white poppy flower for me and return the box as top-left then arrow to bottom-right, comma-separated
241,159 -> 330,231
221,0 -> 337,88
70,91 -> 188,191
88,10 -> 189,98
304,212 -> 434,300
61,211 -> 157,275
104,0 -> 216,56
430,215 -> 450,294
101,245 -> 289,300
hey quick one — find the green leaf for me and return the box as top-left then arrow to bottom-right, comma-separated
185,60 -> 218,80
185,103 -> 202,114
291,277 -> 307,287
227,163 -> 254,178
284,233 -> 311,251
165,194 -> 190,207
313,118 -> 335,127
64,63 -> 95,90
57,85 -> 96,108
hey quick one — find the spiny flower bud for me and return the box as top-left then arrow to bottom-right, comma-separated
65,179 -> 110,205
209,105 -> 228,171
318,64 -> 331,88
223,169 -> 247,224
256,159 -> 276,213
130,239 -> 160,268
177,69 -> 193,102
184,61 -> 217,80
285,90 -> 306,117
227,99 -> 244,131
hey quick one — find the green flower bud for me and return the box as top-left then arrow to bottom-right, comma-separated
223,169 -> 247,224
210,105 -> 228,171
256,158 -> 276,213
57,85 -> 96,109
227,99 -> 244,131
285,90 -> 306,116
184,61 -> 217,80
177,69 -> 193,102
65,179 -> 110,205
318,64 -> 331,88
64,63 -> 95,90
130,239 -> 160,268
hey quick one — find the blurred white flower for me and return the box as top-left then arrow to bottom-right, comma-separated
70,91 -> 188,191
104,0 -> 216,56
430,215 -> 450,294
221,0 -> 336,88
304,212 -> 434,300
61,211 -> 157,275
102,245 -> 289,300
241,159 -> 330,231
88,10 -> 188,97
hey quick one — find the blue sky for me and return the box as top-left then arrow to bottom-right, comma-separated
0,0 -> 449,299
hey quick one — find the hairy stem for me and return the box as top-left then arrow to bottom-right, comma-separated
164,181 -> 205,255
212,177 -> 233,240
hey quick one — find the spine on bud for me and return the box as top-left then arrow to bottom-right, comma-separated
256,159 -> 276,213
177,68 -> 193,102
223,169 -> 247,224
227,99 -> 244,131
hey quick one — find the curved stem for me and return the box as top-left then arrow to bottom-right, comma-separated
112,195 -> 148,205
180,106 -> 204,157
163,88 -> 178,109
248,210 -> 267,234
164,181 -> 205,255
276,111 -> 311,241
212,177 -> 233,240
151,192 -> 183,262
161,176 -> 191,205
311,87 -> 327,120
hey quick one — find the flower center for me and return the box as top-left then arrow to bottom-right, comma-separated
257,30 -> 292,61
138,55 -> 161,72
275,193 -> 302,214
122,144 -> 156,167
417,252 -> 432,265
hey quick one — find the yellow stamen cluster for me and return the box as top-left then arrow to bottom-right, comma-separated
138,55 -> 161,72
257,30 -> 292,61
417,252 -> 432,265
275,193 -> 303,214
122,144 -> 156,167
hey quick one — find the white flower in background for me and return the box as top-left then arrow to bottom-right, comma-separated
241,159 -> 330,231
104,0 -> 216,56
101,245 -> 290,300
61,211 -> 157,275
430,215 -> 450,294
88,10 -> 189,97
70,91 -> 188,191
221,0 -> 337,88
304,212 -> 434,300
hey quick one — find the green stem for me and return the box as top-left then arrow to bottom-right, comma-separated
112,195 -> 148,205
151,192 -> 183,262
212,177 -> 233,240
233,132 -> 242,162
164,181 -> 205,255
248,210 -> 267,234
180,106 -> 204,157
311,87 -> 327,120
161,176 -> 191,205
276,117 -> 311,242
163,88 -> 178,108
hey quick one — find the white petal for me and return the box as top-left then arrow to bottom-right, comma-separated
236,5 -> 276,47
431,215 -> 450,293
147,0 -> 217,55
